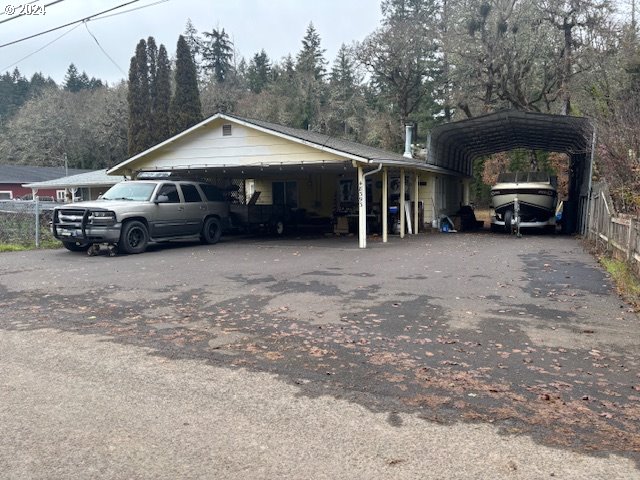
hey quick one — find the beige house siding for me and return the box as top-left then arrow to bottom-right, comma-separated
130,121 -> 349,172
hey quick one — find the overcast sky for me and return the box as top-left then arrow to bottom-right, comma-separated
1,0 -> 384,85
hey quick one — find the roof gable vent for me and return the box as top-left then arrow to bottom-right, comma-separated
222,124 -> 232,136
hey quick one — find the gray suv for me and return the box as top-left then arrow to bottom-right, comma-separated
52,180 -> 230,254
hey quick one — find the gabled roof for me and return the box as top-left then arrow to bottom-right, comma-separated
108,113 -> 460,176
23,169 -> 119,189
229,114 -> 411,163
0,163 -> 90,184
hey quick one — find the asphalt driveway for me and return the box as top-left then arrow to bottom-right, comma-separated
1,232 -> 639,478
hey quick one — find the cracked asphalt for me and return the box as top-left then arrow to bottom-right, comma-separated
1,231 -> 639,479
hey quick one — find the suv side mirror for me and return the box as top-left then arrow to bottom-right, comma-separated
155,194 -> 169,204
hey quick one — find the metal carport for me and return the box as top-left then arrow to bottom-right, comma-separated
427,110 -> 595,233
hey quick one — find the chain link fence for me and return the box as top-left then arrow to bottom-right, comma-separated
0,200 -> 57,248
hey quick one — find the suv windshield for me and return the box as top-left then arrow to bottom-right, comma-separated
102,182 -> 156,201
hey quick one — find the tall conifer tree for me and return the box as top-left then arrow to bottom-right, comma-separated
170,35 -> 202,135
127,39 -> 151,155
155,45 -> 172,142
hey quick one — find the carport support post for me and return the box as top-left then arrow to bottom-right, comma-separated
358,165 -> 366,249
414,173 -> 419,234
382,167 -> 388,243
400,168 -> 405,239
463,179 -> 471,205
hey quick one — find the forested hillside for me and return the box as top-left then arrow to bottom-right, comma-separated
1,0 -> 638,210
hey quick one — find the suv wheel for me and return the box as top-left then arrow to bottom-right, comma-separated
201,217 -> 222,244
273,219 -> 285,236
119,220 -> 148,254
62,241 -> 90,252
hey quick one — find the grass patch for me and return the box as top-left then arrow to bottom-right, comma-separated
0,240 -> 61,252
0,244 -> 30,252
600,256 -> 640,308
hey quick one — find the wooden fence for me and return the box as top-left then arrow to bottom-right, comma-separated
587,182 -> 640,272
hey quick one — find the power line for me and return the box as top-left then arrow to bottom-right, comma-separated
0,0 -> 66,25
83,21 -> 126,76
0,0 -> 142,48
2,22 -> 81,72
2,0 -> 172,76
90,0 -> 170,22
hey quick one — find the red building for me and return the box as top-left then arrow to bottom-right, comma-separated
0,164 -> 89,201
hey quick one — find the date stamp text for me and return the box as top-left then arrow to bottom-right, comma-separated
4,4 -> 46,15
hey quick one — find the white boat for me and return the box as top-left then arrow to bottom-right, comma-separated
490,172 -> 557,232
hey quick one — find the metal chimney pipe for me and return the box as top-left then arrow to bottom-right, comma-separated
403,125 -> 412,158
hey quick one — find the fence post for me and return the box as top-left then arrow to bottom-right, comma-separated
34,197 -> 40,248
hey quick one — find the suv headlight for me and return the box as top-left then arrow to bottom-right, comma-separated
89,210 -> 116,224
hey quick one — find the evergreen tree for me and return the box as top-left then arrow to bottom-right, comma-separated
154,44 -> 172,142
63,64 -> 85,92
88,77 -> 103,89
330,44 -> 357,101
184,19 -> 202,60
127,39 -> 152,155
247,50 -> 271,93
293,23 -> 328,129
296,23 -> 326,81
147,37 -> 159,142
0,68 -> 31,121
170,35 -> 202,135
28,72 -> 57,98
326,44 -> 363,137
79,72 -> 91,89
202,27 -> 234,83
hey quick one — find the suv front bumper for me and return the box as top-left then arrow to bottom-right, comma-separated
53,223 -> 122,243
52,208 -> 122,244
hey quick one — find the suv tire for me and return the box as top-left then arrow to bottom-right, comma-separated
201,217 -> 222,244
119,220 -> 148,254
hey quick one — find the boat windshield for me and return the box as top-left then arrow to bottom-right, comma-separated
497,172 -> 550,183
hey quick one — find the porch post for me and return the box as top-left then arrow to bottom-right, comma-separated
414,173 -> 419,234
400,168 -> 405,238
358,164 -> 366,249
382,167 -> 388,243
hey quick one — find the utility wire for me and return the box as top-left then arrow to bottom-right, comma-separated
0,0 -> 142,48
83,21 -> 126,76
0,0 -> 66,25
2,21 -> 81,71
90,0 -> 169,22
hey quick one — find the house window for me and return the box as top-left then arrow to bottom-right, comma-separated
222,124 -> 232,136
56,190 -> 66,201
0,191 -> 12,200
272,181 -> 297,208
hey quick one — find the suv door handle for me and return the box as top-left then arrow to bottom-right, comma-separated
178,206 -> 184,211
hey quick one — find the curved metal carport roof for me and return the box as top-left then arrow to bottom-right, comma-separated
427,110 -> 594,177
427,110 -> 595,233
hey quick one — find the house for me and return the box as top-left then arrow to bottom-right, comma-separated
0,164 -> 90,201
23,169 -> 120,202
107,113 -> 469,248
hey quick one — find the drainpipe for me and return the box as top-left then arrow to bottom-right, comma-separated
358,162 -> 383,249
403,125 -> 413,158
